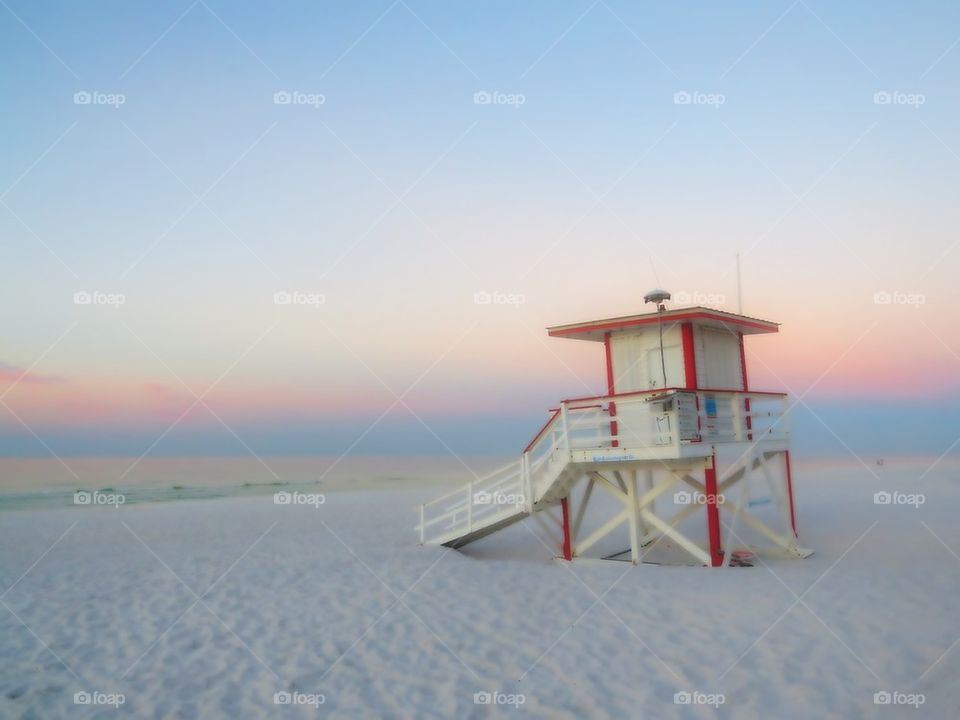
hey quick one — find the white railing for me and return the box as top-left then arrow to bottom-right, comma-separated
417,388 -> 789,545
417,458 -> 526,545
553,388 -> 790,455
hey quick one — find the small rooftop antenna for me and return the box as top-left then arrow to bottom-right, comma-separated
644,289 -> 671,388
736,253 -> 743,314
643,288 -> 671,311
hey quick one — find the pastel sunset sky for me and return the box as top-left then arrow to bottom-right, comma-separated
2,1 -> 958,461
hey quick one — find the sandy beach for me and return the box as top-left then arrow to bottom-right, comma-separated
1,457 -> 957,718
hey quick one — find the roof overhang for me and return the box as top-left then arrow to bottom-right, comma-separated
546,306 -> 779,342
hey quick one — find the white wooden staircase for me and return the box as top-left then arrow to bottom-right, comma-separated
416,388 -> 798,558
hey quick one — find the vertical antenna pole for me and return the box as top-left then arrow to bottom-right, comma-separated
736,252 -> 743,314
658,308 -> 667,388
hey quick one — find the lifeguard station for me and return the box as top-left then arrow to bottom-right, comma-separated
416,293 -> 811,566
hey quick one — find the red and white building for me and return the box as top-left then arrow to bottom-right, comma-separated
417,303 -> 811,566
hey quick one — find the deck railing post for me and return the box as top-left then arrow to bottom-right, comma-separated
732,394 -> 744,442
782,396 -> 792,441
523,452 -> 532,512
673,403 -> 681,454
560,403 -> 570,456
467,482 -> 473,533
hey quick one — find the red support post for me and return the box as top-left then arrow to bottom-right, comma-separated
681,322 -> 698,390
738,331 -> 749,391
739,332 -> 753,440
604,332 -> 619,447
560,497 -> 573,561
604,331 -> 616,394
705,454 -> 723,567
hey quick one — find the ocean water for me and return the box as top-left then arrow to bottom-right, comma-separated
0,456 -> 508,511
0,454 -> 954,512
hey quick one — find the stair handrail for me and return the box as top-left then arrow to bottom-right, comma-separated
419,457 -> 527,509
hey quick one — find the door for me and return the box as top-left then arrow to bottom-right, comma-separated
645,344 -> 683,389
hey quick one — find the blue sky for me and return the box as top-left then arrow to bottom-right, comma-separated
1,1 -> 959,462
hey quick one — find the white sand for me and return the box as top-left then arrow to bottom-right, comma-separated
1,459 -> 958,718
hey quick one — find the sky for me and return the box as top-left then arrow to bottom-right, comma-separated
1,1 -> 959,465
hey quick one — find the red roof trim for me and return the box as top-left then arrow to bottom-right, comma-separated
560,386 -> 788,405
547,311 -> 777,338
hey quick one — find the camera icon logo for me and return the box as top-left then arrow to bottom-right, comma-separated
473,491 -> 492,505
74,691 -> 91,704
274,491 -> 292,505
674,691 -> 692,704
473,91 -> 491,105
473,691 -> 492,704
273,91 -> 292,105
673,91 -> 691,105
274,691 -> 292,704
74,491 -> 91,505
874,491 -> 892,505
674,490 -> 692,505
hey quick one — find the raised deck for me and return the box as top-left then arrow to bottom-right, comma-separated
416,388 -> 791,551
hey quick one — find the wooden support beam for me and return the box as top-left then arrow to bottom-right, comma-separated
784,450 -> 798,538
532,507 -> 562,550
636,471 -> 684,512
639,508 -> 711,565
571,478 -> 594,541
626,471 -> 641,564
547,454 -> 801,565
612,470 -> 627,494
738,511 -> 798,553
591,471 -> 627,502
636,470 -> 651,537
576,507 -> 629,555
